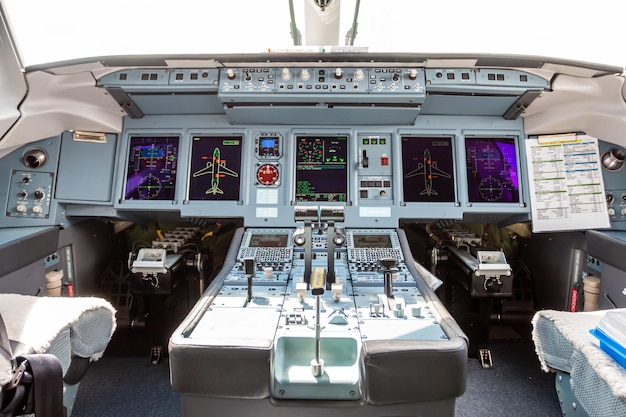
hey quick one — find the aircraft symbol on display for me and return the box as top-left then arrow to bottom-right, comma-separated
404,148 -> 451,196
193,148 -> 239,195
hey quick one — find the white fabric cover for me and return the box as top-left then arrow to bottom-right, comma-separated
0,294 -> 116,387
532,309 -> 626,409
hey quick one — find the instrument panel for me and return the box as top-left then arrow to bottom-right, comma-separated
113,121 -> 528,229
2,65 -> 548,229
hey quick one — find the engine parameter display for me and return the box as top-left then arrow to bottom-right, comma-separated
295,135 -> 348,202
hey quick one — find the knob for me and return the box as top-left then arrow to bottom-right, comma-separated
299,69 -> 311,81
609,207 -> 616,216
334,68 -> 343,79
380,258 -> 398,270
392,73 -> 400,82
380,190 -> 387,197
408,69 -> 418,80
19,190 -> 27,198
353,69 -> 365,81
226,69 -> 236,80
293,234 -> 306,246
621,207 -> 626,216
33,189 -> 45,200
16,204 -> 27,213
607,193 -> 615,204
281,68 -> 292,81
394,303 -> 405,318
32,205 -> 43,214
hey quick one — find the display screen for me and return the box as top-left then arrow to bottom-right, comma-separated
295,135 -> 348,202
401,136 -> 455,202
352,234 -> 392,248
124,136 -> 179,201
259,136 -> 280,157
189,136 -> 242,201
249,234 -> 289,247
465,137 -> 519,203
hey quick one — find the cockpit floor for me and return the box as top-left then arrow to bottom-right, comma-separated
71,327 -> 561,417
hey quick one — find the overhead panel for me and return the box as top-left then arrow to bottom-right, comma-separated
218,67 -> 426,125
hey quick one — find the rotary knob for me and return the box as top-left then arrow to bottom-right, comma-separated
353,69 -> 365,81
281,68 -> 292,81
299,69 -> 311,81
408,69 -> 418,80
226,69 -> 236,80
334,68 -> 343,79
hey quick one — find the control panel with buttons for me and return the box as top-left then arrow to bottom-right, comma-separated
357,134 -> 393,202
6,170 -> 54,218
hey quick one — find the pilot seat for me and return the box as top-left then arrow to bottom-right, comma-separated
0,294 -> 116,416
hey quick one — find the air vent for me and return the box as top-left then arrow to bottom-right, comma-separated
22,148 -> 48,168
601,149 -> 625,171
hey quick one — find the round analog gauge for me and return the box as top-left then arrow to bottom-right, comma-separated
138,173 -> 162,199
478,176 -> 504,201
257,164 -> 279,186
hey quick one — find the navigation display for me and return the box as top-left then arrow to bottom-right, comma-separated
125,136 -> 179,201
465,137 -> 519,203
401,136 -> 455,202
352,234 -> 392,248
189,136 -> 243,201
295,135 -> 348,202
249,234 -> 289,247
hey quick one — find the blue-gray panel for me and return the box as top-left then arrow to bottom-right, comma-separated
130,94 -> 223,115
55,132 -> 117,203
0,136 -> 62,228
0,225 -> 58,277
99,69 -> 169,87
98,115 -> 530,229
420,95 -> 519,116
587,230 -> 626,273
218,67 -> 425,95
223,106 -> 421,126
99,69 -> 220,92
425,69 -> 547,89
598,140 -> 626,229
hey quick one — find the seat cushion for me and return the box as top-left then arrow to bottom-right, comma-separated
0,294 -> 116,388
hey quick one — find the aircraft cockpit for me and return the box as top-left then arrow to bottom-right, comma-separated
1,1 -> 626,416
